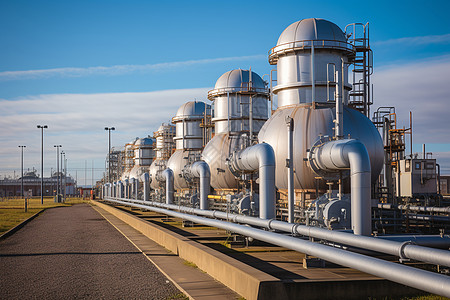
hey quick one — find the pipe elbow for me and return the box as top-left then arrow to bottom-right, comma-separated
255,143 -> 276,168
192,160 -> 211,178
162,168 -> 174,181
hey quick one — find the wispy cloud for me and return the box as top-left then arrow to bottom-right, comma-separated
0,88 -> 210,180
0,55 -> 266,81
372,54 -> 450,146
373,33 -> 450,46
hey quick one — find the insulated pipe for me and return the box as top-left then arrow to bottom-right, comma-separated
378,203 -> 450,214
107,197 -> 450,267
117,181 -> 123,198
311,139 -> 371,235
130,178 -> 135,200
141,173 -> 150,201
161,169 -> 174,204
188,161 -> 211,210
104,198 -> 450,297
286,116 -> 295,223
231,143 -> 276,219
134,179 -> 139,200
124,179 -> 129,199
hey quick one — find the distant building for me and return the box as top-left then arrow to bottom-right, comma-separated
440,175 -> 450,195
0,170 -> 76,198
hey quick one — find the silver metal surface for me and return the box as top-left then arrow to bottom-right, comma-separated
166,149 -> 202,189
269,18 -> 353,107
309,139 -> 372,235
172,101 -> 210,150
201,133 -> 241,189
230,143 -> 276,219
258,104 -> 384,190
150,123 -> 175,189
104,197 -> 450,297
108,197 -> 450,268
121,138 -> 138,180
129,137 -> 155,180
141,173 -> 150,201
208,69 -> 269,135
187,161 -> 211,209
160,168 -> 174,204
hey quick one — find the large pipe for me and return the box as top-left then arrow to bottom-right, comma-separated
160,169 -> 174,204
104,197 -> 450,297
124,179 -> 129,199
311,139 -> 371,235
230,143 -> 276,219
378,203 -> 450,214
141,173 -> 150,201
112,197 -> 450,268
188,161 -> 211,210
286,116 -> 295,223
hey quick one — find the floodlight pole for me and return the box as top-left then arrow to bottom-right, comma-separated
37,125 -> 48,204
104,127 -> 115,183
18,146 -> 26,197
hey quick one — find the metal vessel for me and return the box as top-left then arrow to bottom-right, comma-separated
149,124 -> 175,189
259,18 -> 384,191
166,101 -> 211,189
202,69 -> 270,189
120,138 -> 138,180
128,136 -> 155,180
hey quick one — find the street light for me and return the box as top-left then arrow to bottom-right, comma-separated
37,125 -> 48,204
61,151 -> 66,202
54,145 -> 62,202
104,127 -> 115,183
18,146 -> 26,198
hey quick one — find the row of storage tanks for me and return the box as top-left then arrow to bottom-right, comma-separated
104,18 -> 384,236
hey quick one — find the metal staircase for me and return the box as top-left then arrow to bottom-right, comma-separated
345,22 -> 373,117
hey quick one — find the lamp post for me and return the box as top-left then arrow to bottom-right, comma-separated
37,125 -> 48,204
61,151 -> 65,202
18,146 -> 26,198
54,145 -> 62,202
104,127 -> 115,183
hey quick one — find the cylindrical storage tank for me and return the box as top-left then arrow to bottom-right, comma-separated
202,69 -> 270,189
129,137 -> 155,180
258,105 -> 384,189
167,101 -> 210,189
207,69 -> 269,135
259,18 -> 384,190
202,133 -> 242,189
268,18 -> 354,107
172,101 -> 209,150
150,124 -> 175,189
121,138 -> 138,180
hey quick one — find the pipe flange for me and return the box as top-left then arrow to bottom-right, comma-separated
267,219 -> 275,231
292,223 -> 301,236
308,137 -> 341,181
398,241 -> 414,263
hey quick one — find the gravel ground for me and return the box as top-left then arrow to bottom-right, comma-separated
0,204 -> 181,300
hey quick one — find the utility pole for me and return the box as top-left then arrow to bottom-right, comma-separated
37,125 -> 48,204
18,146 -> 26,198
104,127 -> 115,183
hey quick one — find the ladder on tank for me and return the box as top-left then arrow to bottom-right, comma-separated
345,23 -> 373,117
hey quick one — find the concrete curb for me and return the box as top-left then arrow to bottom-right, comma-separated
92,200 -> 285,300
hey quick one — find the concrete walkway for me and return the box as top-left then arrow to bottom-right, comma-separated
0,204 -> 182,299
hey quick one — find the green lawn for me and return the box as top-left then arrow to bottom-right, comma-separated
0,197 -> 87,235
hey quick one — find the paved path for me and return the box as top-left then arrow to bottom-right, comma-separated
0,204 -> 181,300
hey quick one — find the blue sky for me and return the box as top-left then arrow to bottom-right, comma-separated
1,0 -> 450,184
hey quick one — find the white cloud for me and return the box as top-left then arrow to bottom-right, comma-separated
373,33 -> 450,47
372,55 -> 450,144
0,55 -> 265,81
372,55 -> 450,173
0,88 -> 210,182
